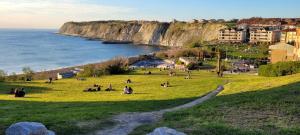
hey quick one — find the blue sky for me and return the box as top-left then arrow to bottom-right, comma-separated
0,0 -> 299,28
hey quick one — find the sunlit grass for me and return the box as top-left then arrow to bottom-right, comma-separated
132,73 -> 300,135
0,69 -> 223,134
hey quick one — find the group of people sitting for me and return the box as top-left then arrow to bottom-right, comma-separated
9,88 -> 26,97
123,86 -> 133,94
169,71 -> 176,77
161,81 -> 170,88
83,84 -> 114,92
83,84 -> 102,92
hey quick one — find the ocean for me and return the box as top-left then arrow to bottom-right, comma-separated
0,29 -> 160,74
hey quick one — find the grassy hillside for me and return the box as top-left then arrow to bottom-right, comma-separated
131,74 -> 300,135
0,69 -> 223,134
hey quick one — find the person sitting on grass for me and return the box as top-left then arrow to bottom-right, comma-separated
105,84 -> 113,91
128,87 -> 133,94
123,86 -> 129,94
15,88 -> 25,97
164,82 -> 169,88
185,74 -> 191,79
126,79 -> 132,84
45,77 -> 53,83
97,86 -> 101,91
161,82 -> 170,88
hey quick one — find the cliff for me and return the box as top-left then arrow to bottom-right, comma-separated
59,21 -> 226,46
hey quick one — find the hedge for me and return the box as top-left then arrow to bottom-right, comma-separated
258,61 -> 300,77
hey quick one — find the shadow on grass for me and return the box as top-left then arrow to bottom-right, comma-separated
0,97 -> 198,135
131,81 -> 300,135
0,82 -> 52,95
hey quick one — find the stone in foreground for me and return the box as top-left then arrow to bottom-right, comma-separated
147,127 -> 186,135
6,122 -> 55,135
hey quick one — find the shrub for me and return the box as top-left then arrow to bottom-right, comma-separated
78,65 -> 96,77
78,57 -> 131,77
186,62 -> 203,70
175,49 -> 197,57
155,51 -> 168,59
0,70 -> 6,82
22,67 -> 34,81
258,61 -> 300,77
6,72 -> 18,81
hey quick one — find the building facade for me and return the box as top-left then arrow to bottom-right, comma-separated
269,42 -> 295,63
280,29 -> 297,44
269,28 -> 300,63
218,28 -> 247,43
294,28 -> 300,61
249,27 -> 281,44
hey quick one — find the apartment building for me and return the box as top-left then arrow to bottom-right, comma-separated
280,29 -> 297,44
218,28 -> 247,43
294,28 -> 300,61
249,27 -> 281,44
269,28 -> 300,63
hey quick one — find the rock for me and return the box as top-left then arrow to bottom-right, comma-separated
147,127 -> 186,135
59,21 -> 226,47
5,122 -> 55,135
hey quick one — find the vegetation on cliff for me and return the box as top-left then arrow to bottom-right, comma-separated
59,21 -> 227,46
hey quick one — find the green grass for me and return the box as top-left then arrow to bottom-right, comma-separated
208,44 -> 269,60
131,73 -> 300,135
0,69 -> 223,134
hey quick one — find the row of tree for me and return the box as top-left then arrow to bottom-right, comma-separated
0,67 -> 34,82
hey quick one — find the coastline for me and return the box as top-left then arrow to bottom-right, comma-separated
32,53 -> 157,80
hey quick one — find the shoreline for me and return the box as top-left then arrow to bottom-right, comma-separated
31,53 -> 157,80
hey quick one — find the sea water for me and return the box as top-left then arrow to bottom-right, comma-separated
0,29 -> 160,74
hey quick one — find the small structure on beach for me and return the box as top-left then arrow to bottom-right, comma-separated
179,57 -> 198,66
57,72 -> 75,79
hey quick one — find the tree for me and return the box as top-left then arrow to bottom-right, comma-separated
22,67 -> 34,81
0,70 -> 7,82
7,72 -> 18,81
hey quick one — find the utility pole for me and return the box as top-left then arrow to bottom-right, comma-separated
216,49 -> 223,77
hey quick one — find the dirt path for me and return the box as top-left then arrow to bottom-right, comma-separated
88,85 -> 224,135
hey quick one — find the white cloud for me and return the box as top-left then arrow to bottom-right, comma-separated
0,0 -> 135,28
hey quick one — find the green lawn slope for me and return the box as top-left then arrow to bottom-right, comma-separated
131,73 -> 300,135
0,69 -> 223,134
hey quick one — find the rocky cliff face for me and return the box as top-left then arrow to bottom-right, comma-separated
59,21 -> 226,46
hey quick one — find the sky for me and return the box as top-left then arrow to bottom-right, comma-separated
0,0 -> 300,29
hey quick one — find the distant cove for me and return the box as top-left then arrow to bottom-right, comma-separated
0,29 -> 160,74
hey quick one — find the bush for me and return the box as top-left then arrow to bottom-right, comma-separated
186,62 -> 203,70
78,57 -> 131,77
6,72 -> 18,81
78,65 -> 96,77
258,61 -> 300,77
0,70 -> 7,82
22,67 -> 34,81
155,52 -> 168,59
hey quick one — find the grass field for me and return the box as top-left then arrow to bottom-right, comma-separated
0,69 -> 224,134
131,73 -> 300,135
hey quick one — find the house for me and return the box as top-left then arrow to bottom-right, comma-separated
294,28 -> 300,61
280,29 -> 297,44
218,28 -> 247,43
249,27 -> 281,44
57,71 -> 76,79
179,57 -> 198,65
269,42 -> 295,63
